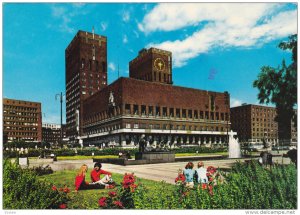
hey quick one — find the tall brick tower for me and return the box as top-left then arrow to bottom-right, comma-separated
65,30 -> 107,143
129,48 -> 172,84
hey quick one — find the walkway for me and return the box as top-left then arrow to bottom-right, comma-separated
29,156 -> 292,184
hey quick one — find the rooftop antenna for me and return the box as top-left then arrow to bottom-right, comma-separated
92,26 -> 95,39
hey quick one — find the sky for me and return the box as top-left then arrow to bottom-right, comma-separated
3,2 -> 297,124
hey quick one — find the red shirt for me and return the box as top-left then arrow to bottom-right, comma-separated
90,169 -> 111,182
175,173 -> 186,183
75,174 -> 88,191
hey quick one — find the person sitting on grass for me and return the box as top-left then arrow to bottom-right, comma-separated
90,162 -> 115,188
74,164 -> 104,192
183,162 -> 195,188
195,161 -> 208,186
175,168 -> 186,184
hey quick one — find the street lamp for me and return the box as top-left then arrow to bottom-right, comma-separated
55,92 -> 65,146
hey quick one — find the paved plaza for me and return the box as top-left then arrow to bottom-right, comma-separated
30,156 -> 292,184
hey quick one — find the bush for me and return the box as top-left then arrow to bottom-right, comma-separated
3,160 -> 69,209
30,165 -> 54,176
171,146 -> 227,154
131,162 -> 297,209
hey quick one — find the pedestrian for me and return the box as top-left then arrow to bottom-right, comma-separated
90,162 -> 115,188
183,162 -> 195,188
195,161 -> 208,186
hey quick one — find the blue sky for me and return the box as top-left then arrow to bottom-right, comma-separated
3,3 -> 297,124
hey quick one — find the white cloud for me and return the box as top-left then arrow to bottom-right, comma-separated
123,35 -> 128,44
140,3 -> 297,67
122,11 -> 130,22
51,6 -> 66,17
230,98 -> 243,108
50,5 -> 88,34
100,22 -> 108,31
108,63 -> 116,71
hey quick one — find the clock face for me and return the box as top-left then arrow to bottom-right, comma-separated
154,58 -> 165,71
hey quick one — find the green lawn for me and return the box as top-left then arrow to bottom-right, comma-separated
56,155 -> 118,160
38,169 -> 175,209
175,152 -> 228,157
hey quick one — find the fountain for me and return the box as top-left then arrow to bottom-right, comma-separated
228,130 -> 242,158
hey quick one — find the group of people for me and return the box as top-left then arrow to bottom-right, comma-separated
75,162 -> 115,191
175,161 -> 210,188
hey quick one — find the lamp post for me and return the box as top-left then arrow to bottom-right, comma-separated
55,92 -> 64,146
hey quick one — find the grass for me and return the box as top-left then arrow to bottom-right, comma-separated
175,152 -> 228,157
56,155 -> 118,160
38,169 -> 175,209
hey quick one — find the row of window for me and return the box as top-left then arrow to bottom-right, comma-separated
124,104 -> 228,121
3,116 -> 39,122
6,132 -> 38,136
4,106 -> 39,112
81,58 -> 106,73
7,137 -> 38,141
85,123 -> 228,135
4,122 -> 39,126
3,110 -> 38,117
4,126 -> 37,131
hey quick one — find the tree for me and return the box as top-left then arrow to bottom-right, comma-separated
253,35 -> 297,143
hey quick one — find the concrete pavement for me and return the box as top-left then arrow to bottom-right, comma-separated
29,156 -> 292,184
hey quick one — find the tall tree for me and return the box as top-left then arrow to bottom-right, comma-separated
253,35 -> 297,143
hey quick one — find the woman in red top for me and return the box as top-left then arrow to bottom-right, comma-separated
90,162 -> 115,188
74,164 -> 105,191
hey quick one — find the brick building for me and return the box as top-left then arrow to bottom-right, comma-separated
3,98 -> 42,143
230,104 -> 297,145
65,30 -> 107,143
42,123 -> 66,145
81,47 -> 231,147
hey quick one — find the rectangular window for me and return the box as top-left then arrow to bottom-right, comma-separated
163,107 -> 167,117
182,109 -> 186,118
125,104 -> 131,114
170,108 -> 174,117
133,105 -> 139,115
141,105 -> 146,115
125,123 -> 131,128
148,106 -> 153,116
156,106 -> 160,116
134,124 -> 139,129
176,108 -> 180,117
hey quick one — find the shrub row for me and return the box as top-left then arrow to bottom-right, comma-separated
3,160 -> 67,209
132,162 -> 296,209
3,146 -> 226,158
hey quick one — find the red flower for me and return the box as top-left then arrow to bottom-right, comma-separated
130,184 -> 138,192
209,177 -> 213,182
63,187 -> 71,193
202,184 -> 207,189
113,201 -> 124,208
207,166 -> 216,174
108,184 -> 115,189
59,203 -> 67,209
98,197 -> 107,207
108,191 -> 117,197
52,185 -> 57,191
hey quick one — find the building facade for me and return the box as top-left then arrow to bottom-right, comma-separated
65,30 -> 107,143
3,98 -> 42,143
42,123 -> 66,144
230,104 -> 297,145
80,47 -> 231,147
